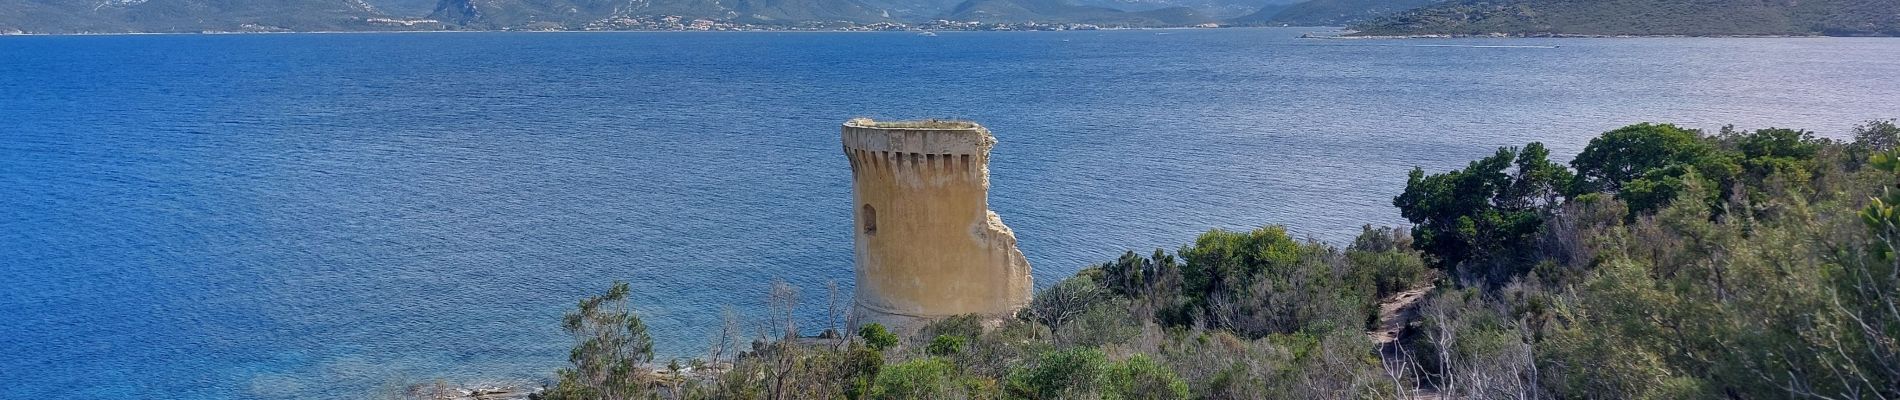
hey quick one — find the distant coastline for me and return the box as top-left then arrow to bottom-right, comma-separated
7,25 -> 1884,37
1,17 -> 1244,35
1302,31 -> 1842,40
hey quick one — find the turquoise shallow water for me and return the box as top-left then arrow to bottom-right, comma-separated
2,29 -> 1897,399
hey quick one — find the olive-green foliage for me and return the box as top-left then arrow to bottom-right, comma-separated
1727,127 -> 1847,214
1345,225 -> 1431,297
687,341 -> 885,400
1004,348 -> 1108,399
949,318 -> 1050,381
1531,175 -> 1841,397
1395,142 -> 1573,281
1343,225 -> 1435,326
929,335 -> 966,357
917,315 -> 986,345
1091,325 -> 1382,399
871,358 -> 988,400
1422,124 -> 1895,399
1101,356 -> 1188,400
1373,121 -> 1900,399
1054,297 -> 1140,348
1023,274 -> 1106,340
1404,287 -> 1545,399
1083,224 -> 1428,340
858,323 -> 899,352
1178,226 -> 1302,304
543,281 -> 656,400
1174,226 -> 1366,337
1400,123 -> 1838,286
1097,249 -> 1178,299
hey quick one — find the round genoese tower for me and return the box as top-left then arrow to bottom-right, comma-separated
841,118 -> 1033,331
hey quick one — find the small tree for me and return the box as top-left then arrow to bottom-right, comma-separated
1026,275 -> 1104,340
1852,119 -> 1900,152
1394,142 -> 1572,282
544,281 -> 655,400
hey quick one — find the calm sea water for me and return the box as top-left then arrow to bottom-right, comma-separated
2,29 -> 1896,399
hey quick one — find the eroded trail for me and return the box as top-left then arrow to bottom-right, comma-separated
1370,286 -> 1443,400
1369,286 -> 1433,345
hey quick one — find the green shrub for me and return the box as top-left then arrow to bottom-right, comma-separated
1005,348 -> 1108,399
870,358 -> 970,400
1103,356 -> 1189,400
928,335 -> 966,357
859,323 -> 899,352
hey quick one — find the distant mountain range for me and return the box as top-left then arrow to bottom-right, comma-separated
0,0 -> 431,33
0,0 -> 1270,32
424,0 -> 1248,28
1,0 -> 1895,34
1228,0 -> 1436,26
940,0 -> 1214,25
428,0 -> 892,29
1352,0 -> 1900,36
1074,0 -> 1289,18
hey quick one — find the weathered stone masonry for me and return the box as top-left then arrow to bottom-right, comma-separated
842,118 -> 1033,331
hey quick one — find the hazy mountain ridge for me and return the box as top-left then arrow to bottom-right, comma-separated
0,0 -> 1263,31
1228,0 -> 1437,26
0,0 -> 433,33
940,0 -> 1212,25
1352,0 -> 1900,36
427,0 -> 899,29
1071,0 -> 1292,18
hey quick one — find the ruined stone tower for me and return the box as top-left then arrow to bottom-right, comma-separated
842,118 -> 1033,330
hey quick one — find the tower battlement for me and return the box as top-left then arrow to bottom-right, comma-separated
842,118 -> 1033,331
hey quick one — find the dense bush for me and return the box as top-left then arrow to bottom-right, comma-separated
869,358 -> 983,399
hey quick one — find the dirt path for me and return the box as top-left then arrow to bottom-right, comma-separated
1369,285 -> 1433,345
1369,285 -> 1443,400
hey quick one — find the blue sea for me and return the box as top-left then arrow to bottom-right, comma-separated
2,29 -> 1897,399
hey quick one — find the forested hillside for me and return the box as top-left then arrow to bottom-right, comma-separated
1354,0 -> 1900,36
941,0 -> 1212,25
1229,0 -> 1437,26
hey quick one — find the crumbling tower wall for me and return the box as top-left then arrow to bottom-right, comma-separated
841,118 -> 1033,330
